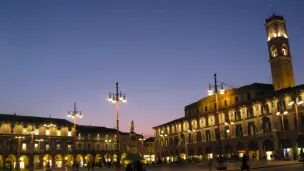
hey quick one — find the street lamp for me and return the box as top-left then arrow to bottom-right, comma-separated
288,92 -> 303,135
43,124 -> 56,170
139,133 -> 146,159
15,136 -> 25,170
207,73 -> 226,168
108,82 -> 127,170
68,102 -> 83,164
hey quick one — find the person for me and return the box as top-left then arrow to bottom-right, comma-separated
125,164 -> 133,171
134,160 -> 144,171
208,159 -> 212,171
241,154 -> 249,171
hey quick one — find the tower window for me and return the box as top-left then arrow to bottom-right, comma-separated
281,44 -> 288,56
270,45 -> 278,57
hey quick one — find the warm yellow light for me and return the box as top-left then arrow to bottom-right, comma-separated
288,101 -> 294,106
226,130 -> 230,133
231,122 -> 234,125
283,111 -> 288,115
276,112 -> 280,115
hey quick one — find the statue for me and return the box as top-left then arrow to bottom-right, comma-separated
130,120 -> 134,133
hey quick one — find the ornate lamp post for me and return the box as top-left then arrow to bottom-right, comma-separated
139,133 -> 146,159
68,103 -> 83,165
108,82 -> 127,170
15,136 -> 25,170
43,124 -> 56,170
207,73 -> 226,168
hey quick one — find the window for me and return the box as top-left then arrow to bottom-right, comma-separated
283,117 -> 289,130
67,144 -> 72,151
235,96 -> 239,103
281,44 -> 288,56
224,100 -> 227,106
262,104 -> 269,115
270,45 -> 278,57
247,93 -> 251,100
247,108 -> 254,118
235,111 -> 241,121
196,132 -> 202,142
235,124 -> 243,137
215,128 -> 219,141
46,130 -> 50,135
205,130 -> 211,142
247,122 -> 256,135
188,134 -> 192,144
22,143 -> 27,151
225,113 -> 229,122
68,131 -> 72,136
56,144 -> 61,150
57,130 -> 61,136
35,129 -> 39,135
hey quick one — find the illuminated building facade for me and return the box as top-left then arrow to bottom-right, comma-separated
153,14 -> 304,162
0,114 -> 142,169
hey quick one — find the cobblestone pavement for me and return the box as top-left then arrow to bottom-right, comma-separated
16,160 -> 304,171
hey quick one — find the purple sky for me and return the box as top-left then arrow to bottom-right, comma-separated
1,0 -> 304,137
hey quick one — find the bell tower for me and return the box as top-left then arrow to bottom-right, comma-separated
265,15 -> 295,91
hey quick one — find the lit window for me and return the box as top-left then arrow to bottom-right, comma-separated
281,44 -> 288,56
57,130 -> 61,136
22,143 -> 27,150
270,45 -> 278,57
46,130 -> 50,135
35,129 -> 39,135
68,131 -> 72,136
34,144 -> 38,148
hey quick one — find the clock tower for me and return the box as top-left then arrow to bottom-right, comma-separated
265,14 -> 295,91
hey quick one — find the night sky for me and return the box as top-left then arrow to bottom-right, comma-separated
1,0 -> 304,137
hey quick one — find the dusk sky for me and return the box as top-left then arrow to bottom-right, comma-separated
1,0 -> 304,137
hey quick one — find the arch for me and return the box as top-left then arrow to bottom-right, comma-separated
85,154 -> 93,164
236,142 -> 245,151
197,147 -> 203,155
297,135 -> 304,148
5,154 -> 16,168
248,141 -> 259,150
0,155 -> 3,168
64,154 -> 73,167
206,146 -> 212,154
281,44 -> 289,56
95,154 -> 102,164
121,153 -> 126,160
33,155 -> 40,169
281,138 -> 292,148
263,139 -> 274,151
112,154 -> 117,162
54,154 -> 63,168
188,148 -> 195,156
75,154 -> 83,166
225,144 -> 233,153
104,154 -> 111,162
270,45 -> 278,57
19,155 -> 29,169
43,154 -> 52,167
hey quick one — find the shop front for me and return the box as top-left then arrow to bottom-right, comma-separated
263,139 -> 274,160
248,141 -> 259,160
205,146 -> 213,159
236,142 -> 245,158
281,138 -> 293,159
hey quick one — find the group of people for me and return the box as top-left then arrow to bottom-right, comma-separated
125,160 -> 146,171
